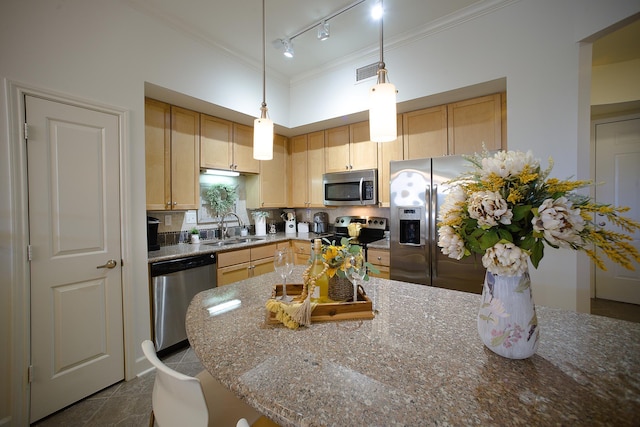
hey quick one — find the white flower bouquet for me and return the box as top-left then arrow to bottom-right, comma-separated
437,150 -> 640,276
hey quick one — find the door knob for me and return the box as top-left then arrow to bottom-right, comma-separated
97,259 -> 117,269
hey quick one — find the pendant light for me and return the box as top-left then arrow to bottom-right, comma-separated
369,0 -> 397,143
253,0 -> 273,160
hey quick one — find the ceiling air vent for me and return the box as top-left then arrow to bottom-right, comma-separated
356,62 -> 378,82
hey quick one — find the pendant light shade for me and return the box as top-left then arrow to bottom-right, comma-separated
253,104 -> 273,160
369,0 -> 397,143
370,71 -> 397,143
254,0 -> 273,160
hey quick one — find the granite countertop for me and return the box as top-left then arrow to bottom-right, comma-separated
147,232 -> 315,263
186,266 -> 640,426
148,232 -> 389,263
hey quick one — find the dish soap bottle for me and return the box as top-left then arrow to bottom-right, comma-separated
309,239 -> 331,303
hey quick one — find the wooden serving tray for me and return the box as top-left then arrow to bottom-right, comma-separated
267,284 -> 375,323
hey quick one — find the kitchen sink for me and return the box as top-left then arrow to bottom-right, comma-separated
205,237 -> 265,247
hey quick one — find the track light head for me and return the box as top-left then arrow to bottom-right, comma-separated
282,38 -> 294,58
317,21 -> 330,41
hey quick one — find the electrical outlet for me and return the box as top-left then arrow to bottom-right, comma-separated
164,215 -> 172,226
185,211 -> 197,224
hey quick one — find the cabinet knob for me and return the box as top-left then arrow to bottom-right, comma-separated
377,256 -> 382,261
166,202 -> 171,206
173,201 -> 177,205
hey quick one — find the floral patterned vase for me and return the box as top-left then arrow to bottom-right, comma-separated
477,269 -> 539,359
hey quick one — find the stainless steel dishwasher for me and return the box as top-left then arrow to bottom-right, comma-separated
150,253 -> 216,352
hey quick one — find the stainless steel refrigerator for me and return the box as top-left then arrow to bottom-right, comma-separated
389,156 -> 485,294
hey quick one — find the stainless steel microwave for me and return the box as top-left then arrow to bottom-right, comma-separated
323,169 -> 378,206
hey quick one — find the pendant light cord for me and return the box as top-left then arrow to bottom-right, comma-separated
261,0 -> 267,111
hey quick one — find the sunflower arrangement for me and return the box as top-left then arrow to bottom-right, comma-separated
321,237 -> 379,280
437,149 -> 640,276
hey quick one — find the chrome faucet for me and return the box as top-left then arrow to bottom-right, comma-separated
218,212 -> 244,239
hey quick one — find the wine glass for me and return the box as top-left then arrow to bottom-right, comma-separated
274,249 -> 294,302
347,255 -> 367,302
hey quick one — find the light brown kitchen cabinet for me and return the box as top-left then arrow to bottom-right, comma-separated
376,115 -> 403,207
216,242 -> 290,286
324,123 -> 377,173
292,240 -> 311,265
232,123 -> 260,173
247,134 -> 288,208
402,105 -> 448,160
447,93 -> 502,154
145,99 -> 199,210
200,114 -> 232,170
367,248 -> 390,279
289,131 -> 325,208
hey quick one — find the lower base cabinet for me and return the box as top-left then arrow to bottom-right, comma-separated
368,248 -> 390,279
217,241 -> 290,286
292,240 -> 311,265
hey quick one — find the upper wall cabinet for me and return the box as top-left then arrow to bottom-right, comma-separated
402,105 -> 448,160
247,134 -> 288,208
377,115 -> 404,207
200,116 -> 259,174
145,99 -> 199,210
200,114 -> 232,171
233,123 -> 260,174
447,93 -> 502,154
325,123 -> 378,173
290,131 -> 325,208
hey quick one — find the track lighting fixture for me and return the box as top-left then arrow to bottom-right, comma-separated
317,21 -> 330,41
282,38 -> 294,58
275,0 -> 366,56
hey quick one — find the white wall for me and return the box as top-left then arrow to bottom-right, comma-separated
1,0 -> 639,424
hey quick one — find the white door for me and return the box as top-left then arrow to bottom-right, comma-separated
594,115 -> 640,304
26,95 -> 124,422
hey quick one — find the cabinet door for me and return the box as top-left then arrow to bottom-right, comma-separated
257,134 -> 288,208
447,93 -> 502,155
403,106 -> 448,159
145,98 -> 171,210
368,248 -> 390,279
200,114 -> 232,170
377,115 -> 403,207
325,125 -> 350,172
307,131 -> 326,207
217,262 -> 251,286
170,106 -> 200,210
233,123 -> 260,173
349,121 -> 378,171
252,257 -> 275,277
292,240 -> 311,265
290,135 -> 309,207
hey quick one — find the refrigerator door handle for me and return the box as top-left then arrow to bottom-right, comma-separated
426,184 -> 432,279
432,184 -> 438,278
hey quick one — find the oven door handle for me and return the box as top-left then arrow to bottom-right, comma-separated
359,177 -> 364,205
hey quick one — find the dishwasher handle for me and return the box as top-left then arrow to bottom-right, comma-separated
150,253 -> 216,277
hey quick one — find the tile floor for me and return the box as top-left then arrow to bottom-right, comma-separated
32,345 -> 204,427
31,298 -> 640,426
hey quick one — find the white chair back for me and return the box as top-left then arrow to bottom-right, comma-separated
142,340 -> 210,426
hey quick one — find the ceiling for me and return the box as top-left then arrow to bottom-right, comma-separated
129,0 -> 639,81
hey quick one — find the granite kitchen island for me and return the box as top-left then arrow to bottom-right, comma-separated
186,266 -> 640,426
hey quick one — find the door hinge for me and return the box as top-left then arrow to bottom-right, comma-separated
28,365 -> 33,383
24,122 -> 29,140
27,245 -> 33,261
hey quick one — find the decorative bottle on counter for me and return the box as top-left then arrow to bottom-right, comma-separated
309,239 -> 331,303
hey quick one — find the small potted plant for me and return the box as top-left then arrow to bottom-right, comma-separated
189,227 -> 200,244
